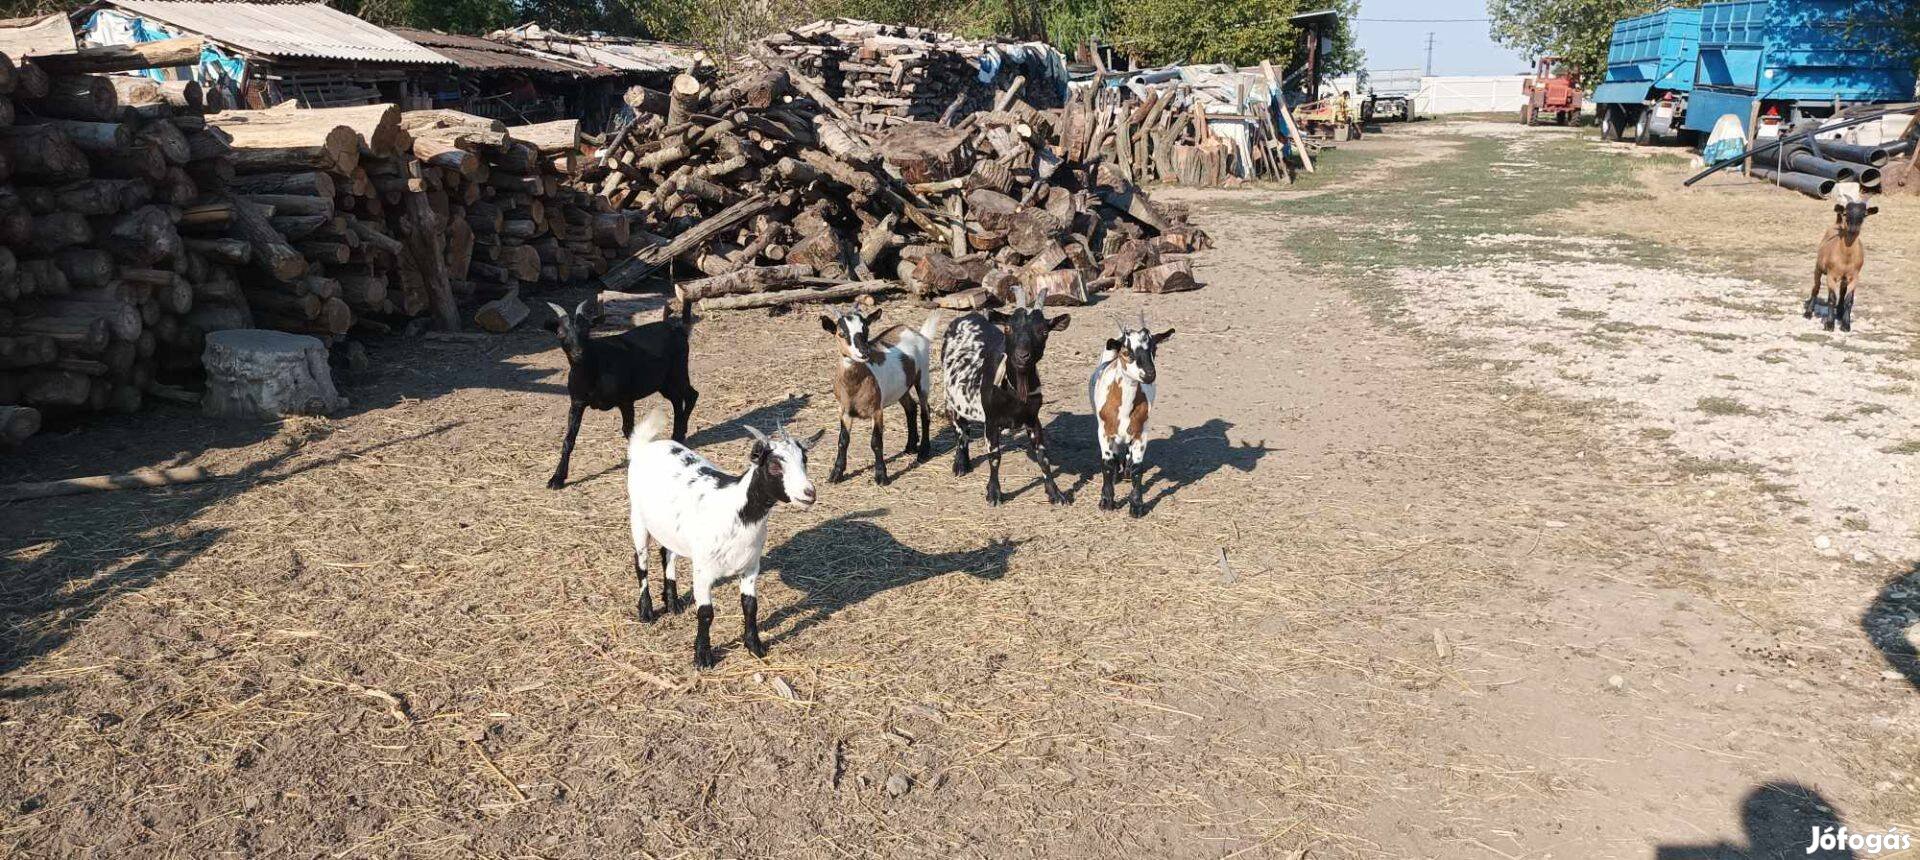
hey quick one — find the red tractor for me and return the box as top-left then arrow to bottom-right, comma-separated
1521,56 -> 1583,125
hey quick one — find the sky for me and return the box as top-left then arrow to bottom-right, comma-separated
1351,0 -> 1530,76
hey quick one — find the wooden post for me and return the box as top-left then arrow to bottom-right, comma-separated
1265,60 -> 1312,174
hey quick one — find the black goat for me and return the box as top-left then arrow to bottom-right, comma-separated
543,297 -> 698,490
940,287 -> 1071,506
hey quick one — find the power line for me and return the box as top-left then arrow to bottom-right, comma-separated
1356,17 -> 1490,22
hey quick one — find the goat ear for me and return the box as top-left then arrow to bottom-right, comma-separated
863,306 -> 882,324
1106,337 -> 1122,351
986,309 -> 1012,324
819,314 -> 838,334
1152,328 -> 1176,344
1048,313 -> 1072,332
1868,206 -> 1880,216
1835,203 -> 1847,214
801,428 -> 825,451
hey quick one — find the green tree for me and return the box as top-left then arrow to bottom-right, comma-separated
1486,0 -> 1700,83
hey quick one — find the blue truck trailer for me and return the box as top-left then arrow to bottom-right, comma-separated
1594,8 -> 1702,144
1681,0 -> 1916,140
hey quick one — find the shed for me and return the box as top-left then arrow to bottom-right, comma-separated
390,26 -> 696,131
75,0 -> 454,108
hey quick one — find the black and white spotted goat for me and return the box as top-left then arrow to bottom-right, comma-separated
1089,314 -> 1174,517
940,286 -> 1072,506
819,299 -> 939,485
626,406 -> 822,668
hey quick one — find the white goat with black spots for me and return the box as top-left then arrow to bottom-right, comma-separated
626,406 -> 823,668
1089,315 -> 1174,517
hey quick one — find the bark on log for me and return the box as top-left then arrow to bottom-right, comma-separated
696,279 -> 898,311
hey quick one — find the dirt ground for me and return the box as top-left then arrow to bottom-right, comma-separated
4,117 -> 1918,859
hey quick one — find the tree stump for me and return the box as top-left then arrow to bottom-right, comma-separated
201,329 -> 346,418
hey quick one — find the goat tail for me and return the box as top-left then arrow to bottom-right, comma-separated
631,404 -> 672,450
919,311 -> 942,344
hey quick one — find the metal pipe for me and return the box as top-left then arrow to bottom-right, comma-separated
1683,102 -> 1920,187
1833,159 -> 1882,186
1886,138 -> 1916,158
1815,139 -> 1890,167
1751,166 -> 1835,199
1783,150 -> 1856,181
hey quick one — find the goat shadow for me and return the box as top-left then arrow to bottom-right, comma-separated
760,509 -> 1020,646
1654,781 -> 1857,859
1864,565 -> 1920,692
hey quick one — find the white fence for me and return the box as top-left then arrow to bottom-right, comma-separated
1417,76 -> 1530,114
1333,73 -> 1533,115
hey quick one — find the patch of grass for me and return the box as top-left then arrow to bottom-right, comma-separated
1639,427 -> 1676,440
1856,403 -> 1892,416
1879,364 -> 1917,381
1881,440 -> 1920,456
1673,455 -> 1763,478
1696,396 -> 1760,417
1842,515 -> 1871,531
1529,342 -> 1564,355
1558,308 -> 1606,320
1758,351 -> 1791,365
1821,411 -> 1855,423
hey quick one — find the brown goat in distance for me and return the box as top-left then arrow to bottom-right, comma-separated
1808,198 -> 1878,332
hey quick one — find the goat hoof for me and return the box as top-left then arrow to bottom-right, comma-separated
743,637 -> 768,659
638,601 -> 656,623
1840,321 -> 1852,333
1824,320 -> 1837,332
693,644 -> 716,669
874,473 -> 890,487
985,492 -> 1003,507
546,475 -> 566,490
1129,502 -> 1147,519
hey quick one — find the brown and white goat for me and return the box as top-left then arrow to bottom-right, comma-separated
1808,197 -> 1878,332
1089,318 -> 1173,517
820,299 -> 939,485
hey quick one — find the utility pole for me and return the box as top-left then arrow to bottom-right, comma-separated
1424,32 -> 1436,76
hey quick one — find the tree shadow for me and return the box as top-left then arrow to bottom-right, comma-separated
760,509 -> 1020,646
1140,418 -> 1274,512
1863,565 -> 1919,692
0,422 -> 461,696
1655,781 -> 1857,859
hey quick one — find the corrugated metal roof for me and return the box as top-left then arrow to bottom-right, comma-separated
104,0 -> 453,64
387,27 -> 583,74
488,26 -> 697,74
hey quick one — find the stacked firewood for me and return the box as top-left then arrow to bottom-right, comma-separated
0,44 -> 629,444
1075,79 -> 1305,188
587,53 -> 1208,314
757,20 -> 1066,132
0,41 -> 249,444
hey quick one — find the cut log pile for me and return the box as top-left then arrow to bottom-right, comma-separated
1,49 -> 631,443
588,42 -> 1209,314
757,19 -> 1066,132
1080,64 -> 1309,188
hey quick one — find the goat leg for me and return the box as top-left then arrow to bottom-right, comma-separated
1806,268 -> 1822,319
660,546 -> 682,614
693,605 -> 716,668
917,386 -> 933,461
739,560 -> 767,658
1824,281 -> 1839,331
871,419 -> 889,486
548,402 -> 587,489
984,426 -> 1004,506
1028,423 -> 1067,505
634,551 -> 657,622
1099,456 -> 1117,510
829,418 -> 851,483
619,402 -> 636,438
1128,459 -> 1147,519
671,387 -> 697,443
952,425 -> 972,476
900,395 -> 919,455
1840,281 -> 1855,332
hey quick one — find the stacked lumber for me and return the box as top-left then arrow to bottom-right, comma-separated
0,55 -> 244,433
588,47 -> 1208,314
758,19 -> 1066,132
